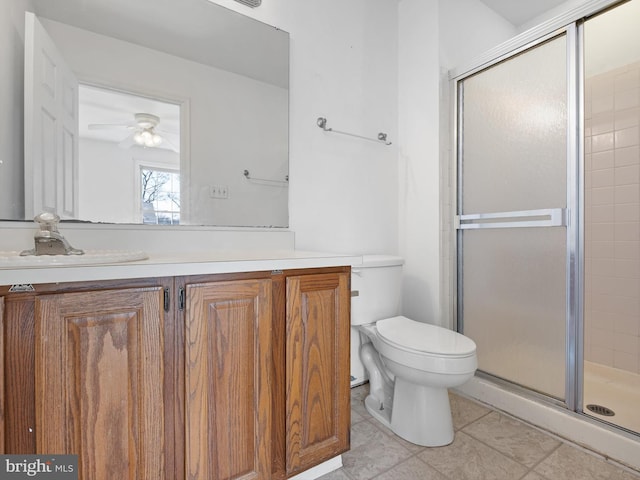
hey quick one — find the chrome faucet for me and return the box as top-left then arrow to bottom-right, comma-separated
20,212 -> 84,256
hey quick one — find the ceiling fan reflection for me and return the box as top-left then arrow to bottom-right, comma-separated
88,112 -> 179,152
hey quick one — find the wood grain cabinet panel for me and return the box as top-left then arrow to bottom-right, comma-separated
3,293 -> 37,454
34,287 -> 165,480
285,272 -> 350,475
0,296 -> 4,454
185,279 -> 272,480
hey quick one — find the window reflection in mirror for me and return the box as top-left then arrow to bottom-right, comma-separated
141,167 -> 181,225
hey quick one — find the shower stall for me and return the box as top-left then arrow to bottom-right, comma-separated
453,0 -> 640,437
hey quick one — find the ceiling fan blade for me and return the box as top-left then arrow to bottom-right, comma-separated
117,133 -> 137,149
156,127 -> 179,136
162,136 -> 180,153
88,122 -> 136,130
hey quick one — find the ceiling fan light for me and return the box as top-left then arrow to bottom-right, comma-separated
152,134 -> 163,146
133,131 -> 144,144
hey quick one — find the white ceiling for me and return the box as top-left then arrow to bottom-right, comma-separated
479,0 -> 572,27
31,0 -> 289,89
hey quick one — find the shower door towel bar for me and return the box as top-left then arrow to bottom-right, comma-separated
456,208 -> 566,229
316,117 -> 392,145
243,169 -> 289,186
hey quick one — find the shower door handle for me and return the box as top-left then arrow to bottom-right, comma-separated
456,208 -> 566,229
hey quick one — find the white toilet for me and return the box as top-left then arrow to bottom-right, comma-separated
352,255 -> 477,447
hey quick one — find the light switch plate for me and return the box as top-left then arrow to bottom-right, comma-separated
210,185 -> 229,199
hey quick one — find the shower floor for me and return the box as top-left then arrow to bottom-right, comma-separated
583,361 -> 640,434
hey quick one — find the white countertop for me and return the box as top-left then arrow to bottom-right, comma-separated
0,250 -> 362,286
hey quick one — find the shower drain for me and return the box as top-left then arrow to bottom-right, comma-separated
586,404 -> 615,417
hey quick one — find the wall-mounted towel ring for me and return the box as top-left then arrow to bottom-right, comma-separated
316,117 -> 391,145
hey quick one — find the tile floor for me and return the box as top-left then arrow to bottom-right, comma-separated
318,384 -> 640,480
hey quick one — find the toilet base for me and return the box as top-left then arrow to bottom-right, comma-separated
390,377 -> 454,447
364,394 -> 392,429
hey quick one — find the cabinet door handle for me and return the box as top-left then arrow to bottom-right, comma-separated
178,288 -> 185,311
164,288 -> 170,312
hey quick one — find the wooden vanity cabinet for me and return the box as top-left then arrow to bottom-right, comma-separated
0,266 -> 350,480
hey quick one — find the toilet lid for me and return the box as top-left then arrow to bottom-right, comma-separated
376,316 -> 476,357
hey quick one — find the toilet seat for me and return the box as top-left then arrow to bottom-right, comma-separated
367,316 -> 477,375
376,316 -> 476,358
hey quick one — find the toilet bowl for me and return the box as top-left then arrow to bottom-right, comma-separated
352,256 -> 477,447
359,316 -> 476,446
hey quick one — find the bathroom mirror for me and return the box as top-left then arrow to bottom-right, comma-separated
1,0 -> 289,227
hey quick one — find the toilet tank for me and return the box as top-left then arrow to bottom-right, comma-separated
351,255 -> 404,326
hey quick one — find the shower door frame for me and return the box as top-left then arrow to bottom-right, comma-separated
449,1 -> 627,414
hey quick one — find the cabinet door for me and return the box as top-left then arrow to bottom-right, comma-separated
35,287 -> 165,480
185,279 -> 272,480
0,296 -> 4,454
286,272 -> 350,475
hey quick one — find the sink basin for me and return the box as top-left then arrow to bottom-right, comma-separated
0,250 -> 148,268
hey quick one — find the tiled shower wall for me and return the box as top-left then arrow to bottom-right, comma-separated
584,62 -> 640,375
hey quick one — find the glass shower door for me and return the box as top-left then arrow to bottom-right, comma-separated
457,34 -> 570,400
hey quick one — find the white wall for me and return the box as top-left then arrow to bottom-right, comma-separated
211,0 -> 516,324
397,0 -> 441,324
439,0 -> 516,71
208,0 -> 400,255
0,0 -> 32,219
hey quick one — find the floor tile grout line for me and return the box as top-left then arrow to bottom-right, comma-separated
361,414 -> 529,480
350,384 -> 640,479
409,451 -> 456,480
351,391 -> 519,480
452,406 -> 494,432
453,406 -> 556,476
346,409 -> 426,480
469,400 -> 640,476
451,386 -> 640,475
365,450 -> 424,480
412,450 -> 473,480
359,395 -> 556,479
455,429 -> 536,475
353,414 -> 640,480
524,441 -> 564,480
458,412 -> 563,474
